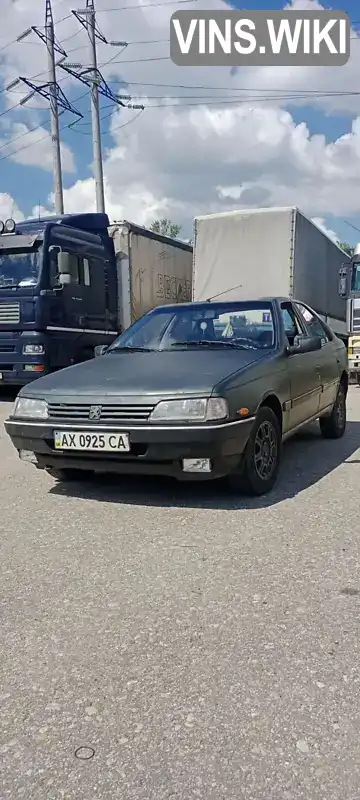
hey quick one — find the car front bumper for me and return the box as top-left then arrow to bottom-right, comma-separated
4,416 -> 255,480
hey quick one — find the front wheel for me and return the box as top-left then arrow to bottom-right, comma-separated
319,384 -> 346,439
229,406 -> 282,496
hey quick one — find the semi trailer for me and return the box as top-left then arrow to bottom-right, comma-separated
192,206 -> 350,342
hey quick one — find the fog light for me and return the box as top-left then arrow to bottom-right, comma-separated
19,450 -> 37,464
182,458 -> 211,473
24,364 -> 44,372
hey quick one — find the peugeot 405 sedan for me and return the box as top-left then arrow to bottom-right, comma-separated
5,297 -> 348,496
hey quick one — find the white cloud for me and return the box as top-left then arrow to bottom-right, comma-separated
55,102 -> 360,235
1,0 -> 360,230
0,122 -> 75,172
311,217 -> 340,244
0,193 -> 24,221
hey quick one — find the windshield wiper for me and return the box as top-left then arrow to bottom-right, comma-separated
108,346 -> 157,353
170,339 -> 259,351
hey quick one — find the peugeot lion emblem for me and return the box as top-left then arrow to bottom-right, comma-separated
89,405 -> 102,421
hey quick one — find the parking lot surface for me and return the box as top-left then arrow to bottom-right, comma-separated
1,388 -> 360,799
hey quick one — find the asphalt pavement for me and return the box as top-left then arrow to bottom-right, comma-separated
1,389 -> 360,800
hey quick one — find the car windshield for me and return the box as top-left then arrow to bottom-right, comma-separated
0,245 -> 42,288
108,302 -> 276,352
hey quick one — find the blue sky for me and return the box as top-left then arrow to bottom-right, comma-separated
1,0 -> 360,246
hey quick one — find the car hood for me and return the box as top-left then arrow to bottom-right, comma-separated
23,348 -> 268,398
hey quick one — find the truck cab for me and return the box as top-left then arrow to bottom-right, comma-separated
339,243 -> 360,381
0,213 -> 118,386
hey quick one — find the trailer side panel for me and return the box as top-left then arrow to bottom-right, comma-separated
193,208 -> 294,301
293,211 -> 348,332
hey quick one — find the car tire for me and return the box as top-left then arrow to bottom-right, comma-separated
229,406 -> 282,496
45,467 -> 89,482
319,384 -> 346,439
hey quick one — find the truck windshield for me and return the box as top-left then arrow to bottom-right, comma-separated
351,262 -> 360,292
0,245 -> 42,288
108,302 -> 275,352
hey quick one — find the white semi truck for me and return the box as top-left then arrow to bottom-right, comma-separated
339,242 -> 360,382
192,206 -> 350,343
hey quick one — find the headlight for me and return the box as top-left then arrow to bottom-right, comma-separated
150,397 -> 229,423
22,344 -> 45,355
13,397 -> 48,419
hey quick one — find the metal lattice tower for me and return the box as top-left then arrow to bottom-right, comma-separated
6,0 -> 83,214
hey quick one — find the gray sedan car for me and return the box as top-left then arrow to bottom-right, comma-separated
5,297 -> 348,496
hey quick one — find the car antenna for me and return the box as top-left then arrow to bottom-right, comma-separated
205,283 -> 243,302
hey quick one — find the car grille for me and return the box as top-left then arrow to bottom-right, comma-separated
0,302 -> 20,324
47,402 -> 155,423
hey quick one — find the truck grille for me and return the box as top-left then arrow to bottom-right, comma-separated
47,402 -> 155,423
0,302 -> 20,324
0,344 -> 15,352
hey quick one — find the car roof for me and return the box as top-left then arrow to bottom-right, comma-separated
149,298 -> 289,313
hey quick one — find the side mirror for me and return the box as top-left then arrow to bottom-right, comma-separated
57,251 -> 73,275
288,334 -> 322,355
58,273 -> 71,286
339,265 -> 348,298
94,344 -> 108,357
49,245 -> 61,257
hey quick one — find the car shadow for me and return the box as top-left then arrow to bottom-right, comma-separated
0,388 -> 19,403
49,420 -> 360,510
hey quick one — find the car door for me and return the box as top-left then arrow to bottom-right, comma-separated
48,247 -> 85,331
294,302 -> 340,413
280,301 -> 322,430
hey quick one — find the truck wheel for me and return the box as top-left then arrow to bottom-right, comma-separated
45,467 -> 89,482
319,384 -> 346,439
229,406 -> 282,496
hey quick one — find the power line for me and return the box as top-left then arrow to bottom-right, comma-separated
70,105 -> 144,134
0,89 -> 89,153
51,0 -> 203,27
1,2 -> 359,56
110,78 -> 360,95
3,86 -> 360,165
97,0 -> 202,12
0,102 -> 142,163
344,220 -> 360,236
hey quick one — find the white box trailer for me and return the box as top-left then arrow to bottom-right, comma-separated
192,207 -> 350,340
109,221 -> 193,330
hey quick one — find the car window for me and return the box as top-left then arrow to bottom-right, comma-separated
294,303 -> 330,344
281,305 -> 303,344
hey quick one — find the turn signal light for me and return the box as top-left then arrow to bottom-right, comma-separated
24,364 -> 45,372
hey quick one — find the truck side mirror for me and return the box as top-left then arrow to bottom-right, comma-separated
58,251 -> 73,275
58,273 -> 71,286
338,265 -> 348,297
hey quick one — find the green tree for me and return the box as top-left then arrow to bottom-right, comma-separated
150,218 -> 182,238
339,241 -> 355,257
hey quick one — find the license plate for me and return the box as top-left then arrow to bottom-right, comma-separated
54,431 -> 130,452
